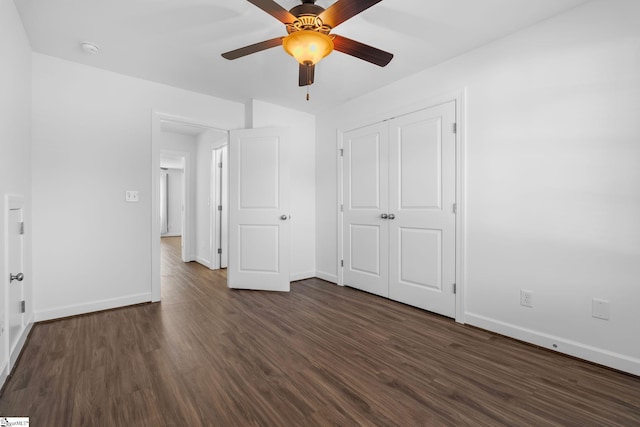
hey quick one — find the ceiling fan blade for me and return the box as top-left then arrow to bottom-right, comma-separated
221,37 -> 284,60
299,63 -> 315,86
318,0 -> 382,29
332,34 -> 393,67
247,0 -> 297,24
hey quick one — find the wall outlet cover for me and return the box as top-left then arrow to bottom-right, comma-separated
592,298 -> 610,320
125,190 -> 139,202
520,289 -> 533,308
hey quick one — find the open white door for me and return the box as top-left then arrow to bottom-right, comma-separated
228,127 -> 290,291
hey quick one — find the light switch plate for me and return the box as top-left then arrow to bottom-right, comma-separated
592,298 -> 610,320
125,190 -> 139,202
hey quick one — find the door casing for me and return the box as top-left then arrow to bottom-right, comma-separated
3,194 -> 33,380
151,112 -> 230,301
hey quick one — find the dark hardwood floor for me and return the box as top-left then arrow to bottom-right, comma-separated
1,236 -> 639,426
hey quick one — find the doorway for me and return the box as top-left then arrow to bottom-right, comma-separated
152,113 -> 228,301
338,96 -> 466,321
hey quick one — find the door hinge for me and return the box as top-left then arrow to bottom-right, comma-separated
340,259 -> 344,267
217,248 -> 222,254
452,203 -> 457,214
20,300 -> 26,313
218,205 -> 222,211
453,283 -> 457,294
452,123 -> 457,134
19,222 -> 25,235
340,204 -> 343,212
339,148 -> 344,157
218,162 -> 223,168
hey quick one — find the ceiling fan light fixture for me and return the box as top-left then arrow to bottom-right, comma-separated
282,30 -> 334,65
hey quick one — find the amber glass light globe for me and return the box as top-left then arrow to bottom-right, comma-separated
282,30 -> 334,65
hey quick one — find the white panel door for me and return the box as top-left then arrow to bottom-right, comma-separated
388,102 -> 456,317
7,201 -> 25,360
228,128 -> 290,291
343,122 -> 389,297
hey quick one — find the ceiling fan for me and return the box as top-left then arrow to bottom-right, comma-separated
221,0 -> 393,88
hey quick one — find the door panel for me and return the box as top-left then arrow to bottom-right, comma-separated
8,205 -> 25,356
398,118 -> 442,210
389,102 -> 456,317
239,225 -> 279,272
343,122 -> 388,297
349,224 -> 381,275
239,137 -> 280,209
399,227 -> 441,289
228,128 -> 290,291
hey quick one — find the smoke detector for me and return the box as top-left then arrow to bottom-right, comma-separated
80,42 -> 100,54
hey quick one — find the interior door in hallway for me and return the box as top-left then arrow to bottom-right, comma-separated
342,122 -> 389,297
7,199 -> 26,365
228,128 -> 290,291
388,102 -> 457,318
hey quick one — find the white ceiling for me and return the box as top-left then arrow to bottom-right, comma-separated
15,0 -> 589,114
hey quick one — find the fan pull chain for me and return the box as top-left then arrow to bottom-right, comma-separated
306,86 -> 310,101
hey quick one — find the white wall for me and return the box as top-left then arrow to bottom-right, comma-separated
250,100 -> 316,281
0,0 -> 33,380
32,53 -> 244,321
316,0 -> 640,375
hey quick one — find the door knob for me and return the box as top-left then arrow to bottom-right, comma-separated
380,213 -> 388,219
10,273 -> 24,283
388,213 -> 395,220
280,215 -> 288,220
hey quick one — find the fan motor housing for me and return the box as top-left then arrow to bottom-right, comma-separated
290,4 -> 325,18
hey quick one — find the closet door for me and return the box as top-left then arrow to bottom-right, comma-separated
388,101 -> 457,318
343,122 -> 389,297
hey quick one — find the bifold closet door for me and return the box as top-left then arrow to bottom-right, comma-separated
388,102 -> 456,318
343,122 -> 389,297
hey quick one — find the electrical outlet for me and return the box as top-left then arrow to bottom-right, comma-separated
520,289 -> 533,308
592,298 -> 610,320
125,190 -> 139,202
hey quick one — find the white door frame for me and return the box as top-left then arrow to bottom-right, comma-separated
210,145 -> 228,270
336,89 -> 468,324
151,111 -> 229,302
3,194 -> 32,378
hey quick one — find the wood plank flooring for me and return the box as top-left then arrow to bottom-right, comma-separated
1,236 -> 639,426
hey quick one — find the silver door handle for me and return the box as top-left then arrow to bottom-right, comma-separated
380,213 -> 388,219
388,213 -> 395,220
10,273 -> 24,283
280,215 -> 288,220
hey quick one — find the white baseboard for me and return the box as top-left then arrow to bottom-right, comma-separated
10,321 -> 33,370
290,271 -> 316,282
1,320 -> 34,389
315,270 -> 338,284
195,256 -> 211,268
0,364 -> 7,389
465,312 -> 640,376
34,292 -> 152,322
